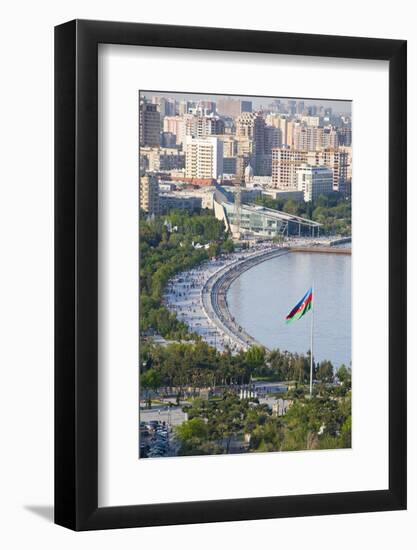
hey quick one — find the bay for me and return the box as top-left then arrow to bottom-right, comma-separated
227,252 -> 351,368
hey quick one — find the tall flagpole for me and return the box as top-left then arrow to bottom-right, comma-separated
309,285 -> 314,398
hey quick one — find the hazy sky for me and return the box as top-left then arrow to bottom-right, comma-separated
142,90 -> 352,115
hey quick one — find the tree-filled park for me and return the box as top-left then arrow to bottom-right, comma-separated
140,209 -> 234,341
139,208 -> 352,456
140,339 -> 352,455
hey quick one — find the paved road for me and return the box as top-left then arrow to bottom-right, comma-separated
140,405 -> 187,427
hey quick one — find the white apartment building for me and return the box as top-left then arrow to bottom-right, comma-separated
297,164 -> 334,202
185,136 -> 223,179
307,149 -> 348,192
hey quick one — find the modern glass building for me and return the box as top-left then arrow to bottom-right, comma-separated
213,192 -> 321,238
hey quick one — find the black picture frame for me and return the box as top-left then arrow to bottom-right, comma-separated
55,19 -> 407,531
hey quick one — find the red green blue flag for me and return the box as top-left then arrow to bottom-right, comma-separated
286,287 -> 313,324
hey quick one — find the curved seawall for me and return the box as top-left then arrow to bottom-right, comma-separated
164,240 -> 351,358
201,247 -> 290,352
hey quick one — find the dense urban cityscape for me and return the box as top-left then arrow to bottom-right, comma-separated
139,92 -> 352,459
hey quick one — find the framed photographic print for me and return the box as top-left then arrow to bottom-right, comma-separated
55,20 -> 407,530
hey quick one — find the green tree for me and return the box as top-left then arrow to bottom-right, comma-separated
141,368 -> 161,391
283,199 -> 299,215
245,346 -> 266,368
337,364 -> 352,388
316,361 -> 334,383
140,368 -> 161,408
174,416 -> 222,456
175,417 -> 208,442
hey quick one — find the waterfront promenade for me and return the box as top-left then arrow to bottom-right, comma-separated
162,238 -> 351,354
163,243 -> 287,352
163,244 -> 291,352
201,247 -> 291,351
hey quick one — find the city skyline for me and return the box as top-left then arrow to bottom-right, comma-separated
139,89 -> 352,460
139,89 -> 352,207
141,91 -> 352,116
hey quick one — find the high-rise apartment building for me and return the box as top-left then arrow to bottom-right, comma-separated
235,112 -> 264,141
265,113 -> 279,127
197,100 -> 217,114
185,136 -> 223,179
159,149 -> 185,171
235,154 -> 251,183
272,148 -> 348,192
278,117 -> 289,147
286,120 -> 296,148
140,174 -> 160,215
297,164 -> 334,202
178,100 -> 192,116
140,147 -> 160,172
337,127 -> 352,146
340,146 -> 352,181
236,137 -> 253,158
139,100 -> 160,147
151,96 -> 176,117
184,115 -> 225,139
235,112 -> 267,175
323,127 -> 339,149
271,148 -> 308,190
223,157 -> 237,175
265,115 -> 292,147
163,116 -> 186,145
160,131 -> 177,148
217,135 -> 238,158
264,126 -> 282,153
307,149 -> 348,193
292,125 -> 324,151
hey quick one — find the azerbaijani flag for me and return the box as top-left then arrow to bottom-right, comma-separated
286,287 -> 313,324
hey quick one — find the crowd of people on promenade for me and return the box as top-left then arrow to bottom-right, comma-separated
163,255 -> 240,352
162,241 -> 283,353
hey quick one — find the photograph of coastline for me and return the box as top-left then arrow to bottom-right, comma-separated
139,91 -> 352,459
